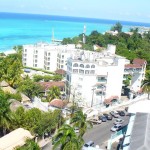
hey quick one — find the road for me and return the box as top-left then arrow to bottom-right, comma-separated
42,115 -> 129,150
83,115 -> 129,147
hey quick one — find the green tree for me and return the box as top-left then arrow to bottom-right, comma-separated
47,86 -> 61,101
16,139 -> 40,150
0,53 -> 23,87
111,22 -> 122,32
70,110 -> 92,137
18,76 -> 43,100
0,90 -> 12,135
142,70 -> 150,99
52,124 -> 83,150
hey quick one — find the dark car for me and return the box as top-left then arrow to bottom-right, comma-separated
103,113 -> 112,120
99,115 -> 107,122
117,110 -> 125,116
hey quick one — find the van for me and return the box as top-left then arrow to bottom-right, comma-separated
82,141 -> 94,149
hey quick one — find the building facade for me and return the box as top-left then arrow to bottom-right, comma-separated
22,43 -> 146,107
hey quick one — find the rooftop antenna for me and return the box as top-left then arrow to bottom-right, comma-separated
83,25 -> 86,44
51,28 -> 55,43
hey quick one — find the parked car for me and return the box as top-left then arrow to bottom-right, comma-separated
117,110 -> 125,116
111,124 -> 122,132
110,111 -> 119,118
90,119 -> 102,125
82,141 -> 94,150
103,113 -> 112,120
99,115 -> 107,122
114,118 -> 124,125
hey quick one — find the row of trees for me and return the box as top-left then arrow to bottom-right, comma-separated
61,23 -> 150,69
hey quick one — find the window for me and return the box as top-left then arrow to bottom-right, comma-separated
47,67 -> 50,70
61,60 -> 64,63
80,64 -> 84,68
62,55 -> 64,59
90,70 -> 95,74
35,50 -> 38,54
67,75 -> 70,81
85,70 -> 90,74
35,60 -> 37,63
79,69 -> 84,74
61,65 -> 64,68
24,63 -> 26,66
97,77 -> 107,82
91,65 -> 95,68
48,58 -> 50,61
24,49 -> 27,52
34,64 -> 37,67
48,62 -> 50,65
73,63 -> 78,67
34,55 -> 38,58
48,53 -> 50,56
85,64 -> 90,68
73,69 -> 78,73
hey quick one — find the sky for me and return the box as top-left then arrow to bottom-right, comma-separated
0,0 -> 150,23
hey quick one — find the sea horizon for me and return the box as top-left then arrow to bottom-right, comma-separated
0,12 -> 150,52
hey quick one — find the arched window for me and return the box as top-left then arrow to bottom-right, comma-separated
91,65 -> 95,68
73,63 -> 78,67
85,64 -> 90,68
80,64 -> 84,68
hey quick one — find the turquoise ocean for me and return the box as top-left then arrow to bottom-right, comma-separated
0,12 -> 150,51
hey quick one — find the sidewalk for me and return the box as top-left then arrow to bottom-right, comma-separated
38,138 -> 51,148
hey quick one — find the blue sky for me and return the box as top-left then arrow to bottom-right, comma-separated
0,0 -> 150,23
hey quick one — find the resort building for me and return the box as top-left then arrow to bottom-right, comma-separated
22,43 -> 146,107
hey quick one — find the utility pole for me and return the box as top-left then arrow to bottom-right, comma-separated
91,88 -> 96,107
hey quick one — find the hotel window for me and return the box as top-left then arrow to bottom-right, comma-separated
35,60 -> 37,63
61,60 -> 64,63
61,65 -> 64,68
24,49 -> 27,52
91,65 -> 95,68
48,53 -> 50,56
35,55 -> 38,58
48,58 -> 50,61
80,64 -> 84,68
90,70 -> 95,74
35,50 -> 38,54
79,69 -> 84,74
85,64 -> 90,68
47,67 -> 50,70
24,63 -> 26,66
85,70 -> 90,74
62,55 -> 64,59
24,54 -> 27,57
48,62 -> 50,65
73,63 -> 78,67
73,69 -> 78,73
34,64 -> 37,67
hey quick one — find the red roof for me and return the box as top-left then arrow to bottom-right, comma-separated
125,64 -> 142,69
49,99 -> 65,108
39,81 -> 65,90
133,58 -> 146,65
55,69 -> 66,75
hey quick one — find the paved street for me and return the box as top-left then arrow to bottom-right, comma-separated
83,116 -> 129,147
42,115 -> 129,150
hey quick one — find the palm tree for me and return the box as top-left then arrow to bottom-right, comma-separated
16,139 -> 40,150
52,124 -> 83,150
0,90 -> 12,135
70,110 -> 93,137
47,86 -> 61,101
142,71 -> 150,99
142,82 -> 150,99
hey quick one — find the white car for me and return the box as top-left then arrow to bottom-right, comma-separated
111,124 -> 122,132
114,118 -> 124,125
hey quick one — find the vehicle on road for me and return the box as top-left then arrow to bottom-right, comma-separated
114,118 -> 124,125
103,113 -> 112,120
111,124 -> 122,132
99,115 -> 107,122
110,111 -> 119,118
90,119 -> 102,125
117,110 -> 125,116
82,141 -> 94,150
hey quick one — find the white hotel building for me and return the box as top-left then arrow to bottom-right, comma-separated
22,43 -> 146,107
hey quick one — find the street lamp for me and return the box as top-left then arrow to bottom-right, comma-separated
91,88 -> 96,107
